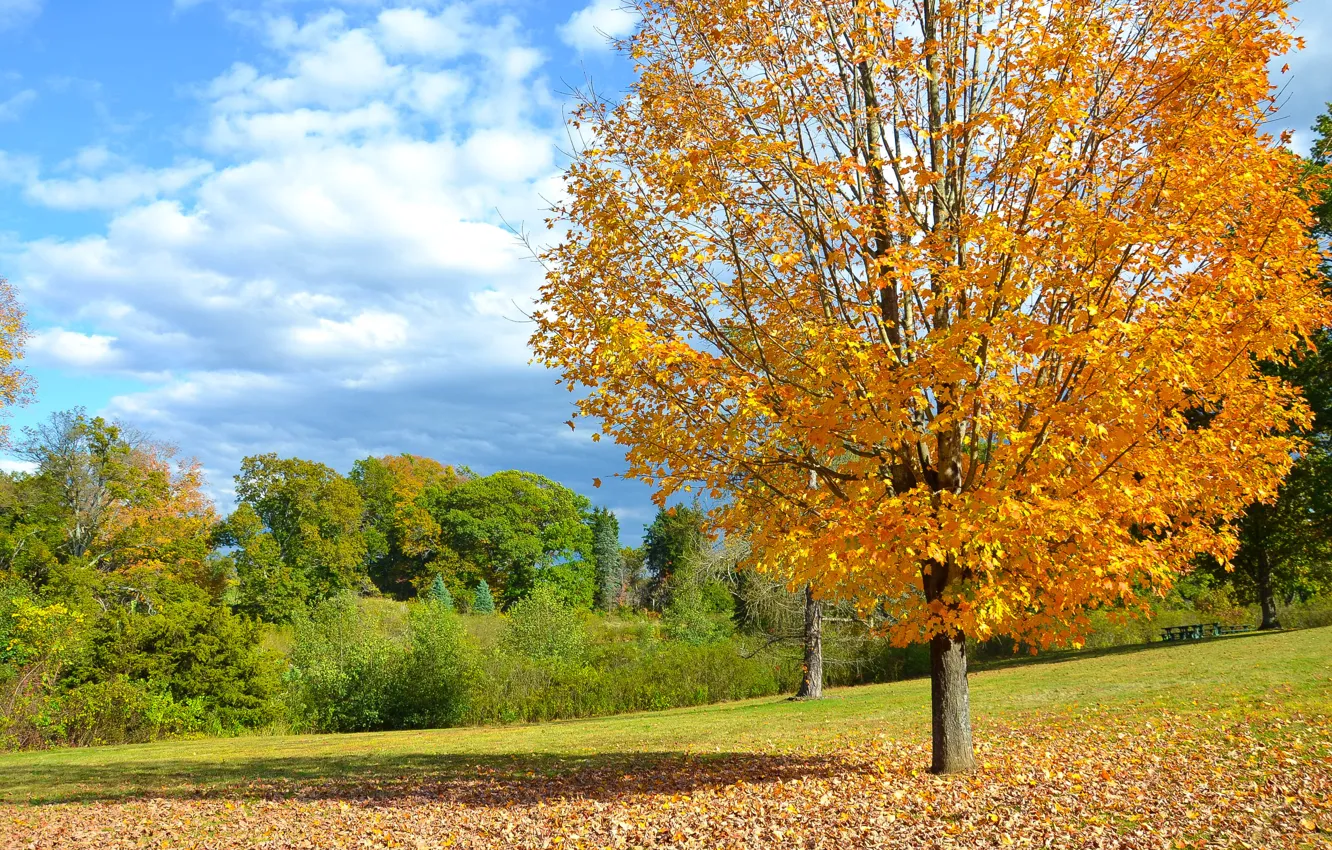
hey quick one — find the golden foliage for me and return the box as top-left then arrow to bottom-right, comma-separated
531,0 -> 1331,646
0,278 -> 31,447
375,454 -> 464,560
95,445 -> 219,589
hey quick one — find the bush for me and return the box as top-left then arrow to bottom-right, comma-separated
397,601 -> 473,728
0,595 -> 88,750
287,594 -> 474,732
463,637 -> 798,725
500,583 -> 587,665
37,676 -> 212,748
287,594 -> 406,732
66,585 -> 281,732
662,580 -> 734,645
1,580 -> 279,750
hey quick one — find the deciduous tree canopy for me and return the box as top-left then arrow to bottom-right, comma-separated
532,0 -> 1330,771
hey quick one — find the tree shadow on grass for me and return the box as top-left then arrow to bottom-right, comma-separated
2,750 -> 866,807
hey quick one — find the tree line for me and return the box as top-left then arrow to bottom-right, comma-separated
0,405 -> 900,746
2,408 -> 717,621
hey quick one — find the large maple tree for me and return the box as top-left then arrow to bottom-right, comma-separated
531,0 -> 1330,772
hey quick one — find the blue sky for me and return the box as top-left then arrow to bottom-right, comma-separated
0,0 -> 1329,543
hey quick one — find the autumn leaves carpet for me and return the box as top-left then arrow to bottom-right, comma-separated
4,705 -> 1328,850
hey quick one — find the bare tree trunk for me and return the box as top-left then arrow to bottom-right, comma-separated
1257,550 -> 1281,630
795,584 -> 823,699
930,631 -> 975,774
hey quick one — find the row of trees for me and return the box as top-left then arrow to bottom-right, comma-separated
2,414 -> 656,624
0,404 -> 731,747
222,456 -> 601,620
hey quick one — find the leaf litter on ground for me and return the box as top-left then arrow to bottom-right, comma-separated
3,703 -> 1329,849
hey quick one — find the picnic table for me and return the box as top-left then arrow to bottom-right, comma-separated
1159,623 -> 1255,641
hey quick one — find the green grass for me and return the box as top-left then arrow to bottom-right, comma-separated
1,627 -> 1328,805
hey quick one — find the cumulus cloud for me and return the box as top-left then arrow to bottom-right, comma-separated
559,0 -> 637,52
6,2 -> 647,520
28,329 -> 119,369
22,161 -> 214,211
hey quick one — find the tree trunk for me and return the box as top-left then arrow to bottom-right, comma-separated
1257,551 -> 1281,630
796,584 -> 823,699
930,631 -> 976,774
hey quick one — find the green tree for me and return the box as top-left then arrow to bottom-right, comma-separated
1311,103 -> 1332,246
13,409 -> 135,565
215,503 -> 308,623
232,454 -> 367,603
426,574 -> 454,610
471,579 -> 496,614
424,471 -> 594,608
590,508 -> 622,610
643,505 -> 707,610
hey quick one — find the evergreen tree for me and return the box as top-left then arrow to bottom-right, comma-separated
643,505 -> 707,610
472,579 -> 496,614
590,508 -> 622,610
426,574 -> 453,611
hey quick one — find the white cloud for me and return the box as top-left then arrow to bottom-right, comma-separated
28,329 -> 118,368
11,3 -> 559,417
0,0 -> 41,32
0,89 -> 36,121
559,0 -> 637,52
291,311 -> 409,353
61,145 -> 117,173
0,458 -> 38,475
22,161 -> 214,211
4,1 -> 651,527
378,6 -> 469,57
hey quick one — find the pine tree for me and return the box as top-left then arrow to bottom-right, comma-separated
591,508 -> 622,610
427,574 -> 453,610
472,579 -> 496,614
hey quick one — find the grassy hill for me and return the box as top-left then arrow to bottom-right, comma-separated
1,627 -> 1328,806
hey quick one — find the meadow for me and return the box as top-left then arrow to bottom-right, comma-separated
1,627 -> 1327,848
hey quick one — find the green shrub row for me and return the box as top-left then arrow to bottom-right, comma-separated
285,588 -> 801,733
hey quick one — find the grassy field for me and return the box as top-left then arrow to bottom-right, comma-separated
1,627 -> 1328,806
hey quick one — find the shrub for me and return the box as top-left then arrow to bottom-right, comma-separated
661,573 -> 734,646
500,583 -> 587,665
462,638 -> 798,725
37,676 -> 212,748
66,585 -> 281,732
287,594 -> 475,733
0,595 -> 88,750
287,594 -> 406,732
397,601 -> 473,728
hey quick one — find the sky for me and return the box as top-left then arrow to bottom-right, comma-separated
0,0 -> 1329,543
